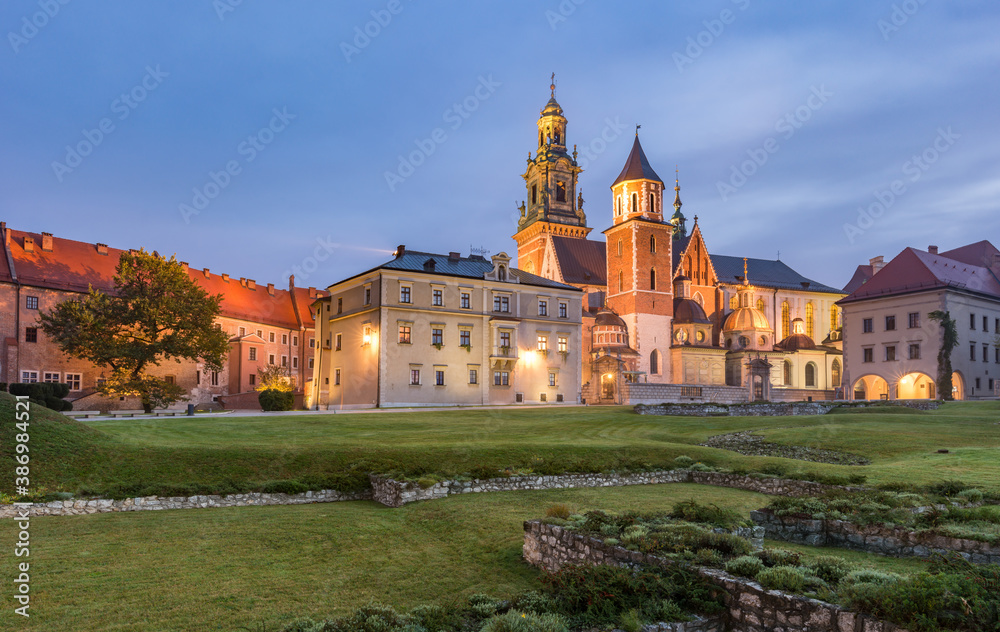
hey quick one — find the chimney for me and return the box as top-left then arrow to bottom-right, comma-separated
203,267 -> 210,278
928,245 -> 938,254
247,279 -> 256,290
394,245 -> 406,259
23,236 -> 34,253
222,273 -> 230,282
96,243 -> 108,255
267,283 -> 275,295
179,261 -> 189,271
41,232 -> 53,251
448,251 -> 461,262
308,287 -> 316,298
239,277 -> 247,288
869,256 -> 885,275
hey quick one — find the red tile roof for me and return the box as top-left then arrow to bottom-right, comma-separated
842,264 -> 873,294
550,236 -> 607,285
2,227 -> 324,329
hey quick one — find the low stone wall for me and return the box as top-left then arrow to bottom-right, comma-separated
625,383 -> 748,405
0,489 -> 371,518
524,520 -> 911,632
637,400 -> 940,417
751,510 -> 1000,564
370,470 -> 856,508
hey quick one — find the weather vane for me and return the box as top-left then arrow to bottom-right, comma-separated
635,124 -> 641,136
550,72 -> 556,96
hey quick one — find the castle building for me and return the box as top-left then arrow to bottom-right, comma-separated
512,84 -> 846,402
839,241 -> 1000,400
310,247 -> 583,409
0,223 -> 321,410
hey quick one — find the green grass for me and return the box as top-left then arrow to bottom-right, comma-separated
2,394 -> 999,498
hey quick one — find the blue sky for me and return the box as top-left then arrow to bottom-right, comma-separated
2,1 -> 998,291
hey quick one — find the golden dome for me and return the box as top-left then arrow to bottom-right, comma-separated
723,306 -> 771,332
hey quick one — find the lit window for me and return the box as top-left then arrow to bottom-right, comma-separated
782,302 -> 790,337
537,335 -> 548,351
806,303 -> 814,338
398,325 -> 411,344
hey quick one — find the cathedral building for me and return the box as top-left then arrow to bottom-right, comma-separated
512,83 -> 846,403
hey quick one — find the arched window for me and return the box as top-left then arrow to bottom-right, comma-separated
616,196 -> 621,215
631,193 -> 638,212
553,129 -> 561,144
650,268 -> 656,291
618,270 -> 623,293
617,239 -> 623,257
781,301 -> 790,339
650,350 -> 660,375
830,305 -> 839,331
806,303 -> 814,339
805,362 -> 816,387
783,360 -> 792,386
650,235 -> 656,253
649,192 -> 656,213
831,359 -> 841,387
757,298 -> 765,311
730,295 -> 739,310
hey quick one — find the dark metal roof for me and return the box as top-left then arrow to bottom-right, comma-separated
550,236 -> 607,285
612,135 -> 663,186
842,264 -> 873,294
378,250 -> 581,291
673,297 -> 711,324
710,254 -> 843,294
672,235 -> 692,273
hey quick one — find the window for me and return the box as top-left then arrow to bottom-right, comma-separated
782,301 -> 790,338
432,289 -> 443,306
806,302 -> 814,338
335,368 -> 341,386
885,315 -> 896,331
269,332 -> 275,343
239,326 -> 246,336
435,370 -> 445,386
557,336 -> 567,353
337,298 -> 343,314
650,268 -> 656,291
269,354 -> 275,364
650,235 -> 656,253
493,371 -> 509,386
984,316 -> 989,332
460,292 -> 471,309
615,196 -> 621,216
335,333 -> 342,351
908,312 -> 920,328
308,358 -> 314,369
548,372 -> 557,387
293,336 -> 298,346
757,298 -> 765,312
25,296 -> 38,310
499,330 -> 511,349
650,350 -> 659,375
21,371 -> 38,383
909,343 -> 920,360
831,359 -> 841,387
459,329 -> 471,346
885,345 -> 896,361
558,302 -> 567,318
975,377 -> 981,390
25,327 -> 37,343
996,347 -> 1000,364
256,329 -> 263,338
292,356 -> 299,369
249,347 -> 257,361
556,181 -> 566,202
970,313 -> 976,329
469,369 -> 478,384
211,371 -> 220,386
631,192 -> 638,211
617,239 -> 622,256
729,295 -> 738,310
493,295 -> 509,313
830,305 -> 839,330
249,374 -> 256,386
432,328 -> 443,345
410,369 -> 420,385
805,363 -> 816,387
783,361 -> 792,386
862,318 -> 873,333
538,300 -> 548,316
398,325 -> 411,344
309,337 -> 315,348
281,355 -> 288,367
531,184 -> 538,205
984,344 -> 990,363
970,343 -> 977,361
43,372 -> 60,383
649,193 -> 656,214
65,373 -> 81,391
282,334 -> 288,345
863,347 -> 874,363
400,285 -> 411,303
364,286 -> 371,305
537,335 -> 548,351
618,271 -> 623,293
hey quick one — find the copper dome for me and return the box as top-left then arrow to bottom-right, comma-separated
672,297 -> 710,324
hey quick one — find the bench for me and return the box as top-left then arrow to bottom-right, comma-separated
109,409 -> 147,418
153,409 -> 187,417
64,410 -> 102,419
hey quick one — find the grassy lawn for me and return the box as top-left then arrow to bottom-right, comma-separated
0,484 -> 930,632
2,393 -> 998,499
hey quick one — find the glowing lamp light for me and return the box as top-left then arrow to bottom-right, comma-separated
363,332 -> 372,345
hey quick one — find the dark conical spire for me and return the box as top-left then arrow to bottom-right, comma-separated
612,134 -> 663,186
671,167 -> 687,240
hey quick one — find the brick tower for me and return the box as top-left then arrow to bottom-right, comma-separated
603,132 -> 674,381
513,75 -> 590,276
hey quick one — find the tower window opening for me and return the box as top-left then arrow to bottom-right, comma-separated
617,239 -> 623,257
553,128 -> 561,144
650,235 -> 656,253
618,270 -> 624,293
650,268 -> 656,291
631,193 -> 637,212
649,192 -> 655,212
531,184 -> 537,205
556,181 -> 566,202
616,196 -> 621,216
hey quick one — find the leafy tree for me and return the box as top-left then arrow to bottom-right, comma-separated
929,310 -> 958,400
38,249 -> 230,412
255,363 -> 293,392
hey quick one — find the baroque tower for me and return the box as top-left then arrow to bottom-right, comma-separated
513,75 -> 590,276
603,131 -> 675,382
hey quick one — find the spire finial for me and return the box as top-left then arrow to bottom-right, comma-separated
743,257 -> 749,285
550,72 -> 556,97
635,124 -> 641,136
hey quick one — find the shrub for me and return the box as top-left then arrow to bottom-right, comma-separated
509,591 -> 555,616
807,556 -> 857,585
673,456 -> 695,468
280,618 -> 324,632
618,609 -> 642,632
759,463 -> 788,477
0,382 -> 7,392
319,602 -> 419,632
51,382 -> 71,398
479,610 -> 568,632
670,499 -> 743,529
724,555 -> 765,579
259,388 -> 294,411
755,548 -> 801,568
925,480 -> 970,496
957,488 -> 984,504
469,594 -> 506,619
409,604 -> 459,631
841,569 -> 902,586
261,480 -> 308,495
545,504 -> 571,520
756,566 -> 808,592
